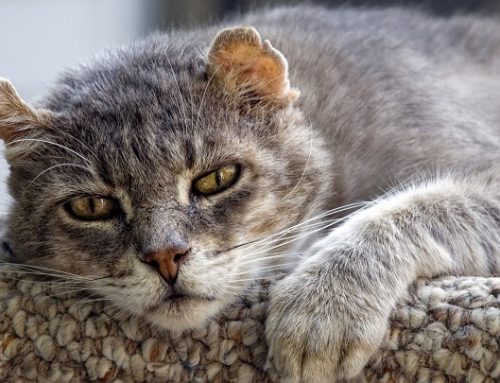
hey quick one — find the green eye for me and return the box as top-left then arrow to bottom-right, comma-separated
194,164 -> 240,195
65,197 -> 118,221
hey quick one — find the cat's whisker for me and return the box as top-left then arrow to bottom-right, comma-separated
6,138 -> 91,164
187,75 -> 198,133
0,261 -> 97,280
195,63 -> 221,129
212,250 -> 300,268
0,275 -> 112,299
230,201 -> 366,254
40,279 -> 114,297
232,258 -> 298,277
247,220 -> 347,255
45,124 -> 99,162
236,222 -> 331,256
30,163 -> 94,185
216,282 -> 248,295
236,252 -> 302,266
0,274 -> 100,286
228,262 -> 297,275
20,163 -> 95,199
225,263 -> 297,278
236,218 -> 345,257
165,55 -> 190,133
0,275 -> 110,299
282,115 -> 313,199
105,286 -> 142,322
0,268 -> 92,282
105,300 -> 129,320
238,205 -> 368,255
92,299 -> 126,321
14,285 -> 93,299
79,297 -> 115,304
0,271 -> 90,284
226,275 -> 283,284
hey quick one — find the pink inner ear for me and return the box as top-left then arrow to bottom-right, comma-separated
207,27 -> 299,106
236,55 -> 292,104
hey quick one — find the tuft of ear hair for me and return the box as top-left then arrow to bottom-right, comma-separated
206,26 -> 299,107
0,78 -> 50,142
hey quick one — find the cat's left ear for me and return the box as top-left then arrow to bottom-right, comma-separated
0,78 -> 51,142
206,26 -> 299,107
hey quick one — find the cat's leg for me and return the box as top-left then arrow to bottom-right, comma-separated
266,173 -> 500,382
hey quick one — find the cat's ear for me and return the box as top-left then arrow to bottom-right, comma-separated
206,26 -> 299,107
0,78 -> 51,142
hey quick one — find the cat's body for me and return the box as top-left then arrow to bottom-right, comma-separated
249,7 -> 500,203
1,6 -> 500,382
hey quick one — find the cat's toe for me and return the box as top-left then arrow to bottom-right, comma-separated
265,271 -> 387,382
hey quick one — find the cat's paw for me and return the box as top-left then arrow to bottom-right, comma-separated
265,268 -> 388,382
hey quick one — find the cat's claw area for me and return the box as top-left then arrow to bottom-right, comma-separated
265,271 -> 385,383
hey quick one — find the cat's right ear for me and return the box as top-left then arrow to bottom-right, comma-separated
0,78 -> 51,143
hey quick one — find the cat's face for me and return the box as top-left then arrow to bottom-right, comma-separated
0,27 -> 330,330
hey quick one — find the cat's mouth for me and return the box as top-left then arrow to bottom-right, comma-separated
165,292 -> 188,301
143,287 -> 225,331
164,292 -> 196,302
160,290 -> 216,304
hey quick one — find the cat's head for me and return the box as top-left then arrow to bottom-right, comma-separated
0,27 -> 330,330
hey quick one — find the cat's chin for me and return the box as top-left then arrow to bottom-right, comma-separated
143,297 -> 226,331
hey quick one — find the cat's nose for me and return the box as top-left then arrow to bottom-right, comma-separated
144,245 -> 190,284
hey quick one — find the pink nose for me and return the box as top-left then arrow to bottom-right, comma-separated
144,246 -> 190,283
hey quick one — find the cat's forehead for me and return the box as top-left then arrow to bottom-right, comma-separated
42,62 -> 257,185
46,57 -> 246,166
52,57 -> 225,130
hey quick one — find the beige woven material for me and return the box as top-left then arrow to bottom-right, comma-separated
0,275 -> 498,382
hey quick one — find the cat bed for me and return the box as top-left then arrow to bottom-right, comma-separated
0,273 -> 499,383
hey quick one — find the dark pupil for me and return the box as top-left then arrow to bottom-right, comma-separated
88,198 -> 96,214
215,170 -> 223,188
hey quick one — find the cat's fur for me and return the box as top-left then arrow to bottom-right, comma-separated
1,5 -> 500,382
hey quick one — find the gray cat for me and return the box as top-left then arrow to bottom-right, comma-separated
1,5 -> 500,382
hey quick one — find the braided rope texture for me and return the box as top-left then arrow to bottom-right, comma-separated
0,276 -> 498,383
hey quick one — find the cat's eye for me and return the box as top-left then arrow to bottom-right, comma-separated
65,197 -> 118,221
194,164 -> 240,195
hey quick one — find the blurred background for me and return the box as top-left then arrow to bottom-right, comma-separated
0,0 -> 499,209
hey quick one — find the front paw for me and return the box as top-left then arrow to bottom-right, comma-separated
265,271 -> 388,383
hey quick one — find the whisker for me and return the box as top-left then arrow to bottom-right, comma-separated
227,275 -> 283,284
282,115 -> 313,199
0,274 -> 101,286
7,138 -> 91,164
165,55 -> 190,133
20,163 -> 95,200
228,201 -> 366,254
0,268 -> 90,282
236,216 -> 350,258
225,262 -> 297,278
30,163 -> 94,184
237,252 -> 302,266
0,261 -> 96,280
195,63 -> 221,129
235,222 -> 330,258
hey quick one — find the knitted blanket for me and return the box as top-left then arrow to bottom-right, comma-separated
0,273 -> 498,382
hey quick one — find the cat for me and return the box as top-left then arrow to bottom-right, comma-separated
1,5 -> 500,382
